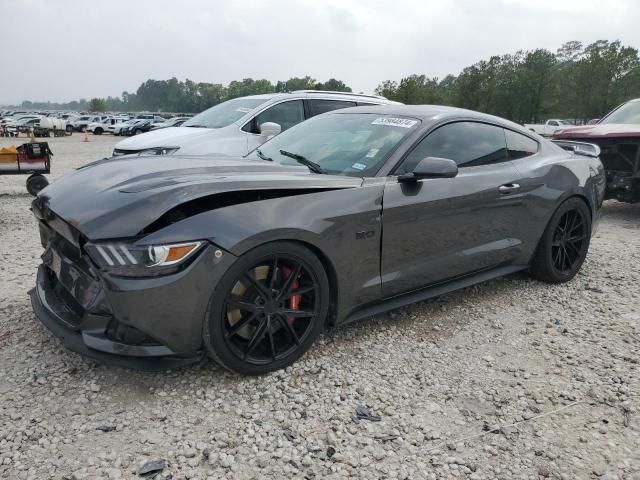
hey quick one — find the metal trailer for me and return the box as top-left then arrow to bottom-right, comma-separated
0,142 -> 52,195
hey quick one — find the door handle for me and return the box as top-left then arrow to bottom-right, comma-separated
498,183 -> 520,194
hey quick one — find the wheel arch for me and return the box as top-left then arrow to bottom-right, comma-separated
288,239 -> 340,328
557,191 -> 593,220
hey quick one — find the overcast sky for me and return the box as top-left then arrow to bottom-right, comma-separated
1,0 -> 638,105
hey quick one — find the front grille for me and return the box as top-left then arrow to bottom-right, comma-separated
51,269 -> 86,321
40,221 -> 82,262
38,215 -> 102,313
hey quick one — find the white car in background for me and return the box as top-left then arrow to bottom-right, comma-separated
112,90 -> 400,156
107,118 -> 138,136
68,115 -> 106,132
524,119 -> 574,137
87,116 -> 130,135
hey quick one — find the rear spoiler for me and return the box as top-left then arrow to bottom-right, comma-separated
551,140 -> 601,158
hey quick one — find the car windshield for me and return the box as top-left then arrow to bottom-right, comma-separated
183,97 -> 270,129
600,101 -> 640,124
246,113 -> 420,177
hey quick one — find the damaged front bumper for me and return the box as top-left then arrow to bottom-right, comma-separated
30,219 -> 237,370
29,269 -> 200,371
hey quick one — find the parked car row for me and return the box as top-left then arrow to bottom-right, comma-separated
0,109 -> 194,137
0,114 -> 67,137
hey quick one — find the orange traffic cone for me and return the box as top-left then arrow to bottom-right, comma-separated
83,128 -> 89,143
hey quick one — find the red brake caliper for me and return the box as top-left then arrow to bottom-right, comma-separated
281,266 -> 301,324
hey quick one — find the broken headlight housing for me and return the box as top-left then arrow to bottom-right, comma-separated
84,241 -> 202,276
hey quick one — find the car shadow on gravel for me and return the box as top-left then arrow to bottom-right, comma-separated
320,271 -> 532,349
600,201 -> 640,224
0,192 -> 33,199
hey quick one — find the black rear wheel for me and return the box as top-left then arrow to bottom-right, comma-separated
204,242 -> 329,375
530,197 -> 591,283
26,174 -> 49,196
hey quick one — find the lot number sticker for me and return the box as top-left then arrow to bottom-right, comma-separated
371,117 -> 417,128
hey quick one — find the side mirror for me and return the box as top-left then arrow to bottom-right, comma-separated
259,122 -> 281,140
398,157 -> 458,183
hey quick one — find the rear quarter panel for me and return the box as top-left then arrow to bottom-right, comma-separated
511,144 -> 605,261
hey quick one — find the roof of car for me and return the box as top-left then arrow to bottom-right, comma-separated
330,104 -> 527,130
242,91 -> 398,104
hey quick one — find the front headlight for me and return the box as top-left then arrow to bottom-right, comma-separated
85,241 -> 202,276
137,147 -> 180,156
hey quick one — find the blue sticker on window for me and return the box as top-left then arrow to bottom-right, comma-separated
352,162 -> 367,171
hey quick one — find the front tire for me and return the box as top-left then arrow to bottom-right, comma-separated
530,197 -> 591,283
204,242 -> 329,375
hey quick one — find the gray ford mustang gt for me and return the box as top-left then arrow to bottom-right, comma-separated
30,105 -> 605,374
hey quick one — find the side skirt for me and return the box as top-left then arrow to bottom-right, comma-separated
341,265 -> 527,326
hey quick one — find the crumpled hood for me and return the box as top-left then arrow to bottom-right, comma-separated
35,155 -> 362,240
114,126 -> 213,150
553,123 -> 640,139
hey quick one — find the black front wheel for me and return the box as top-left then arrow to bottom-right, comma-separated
204,242 -> 329,375
530,197 -> 591,283
26,174 -> 49,196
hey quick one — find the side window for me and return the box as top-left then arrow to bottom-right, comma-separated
548,120 -> 559,126
242,100 -> 304,134
307,99 -> 356,117
356,102 -> 378,107
396,122 -> 508,174
505,130 -> 538,160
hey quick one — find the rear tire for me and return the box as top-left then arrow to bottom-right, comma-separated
94,127 -> 103,135
203,242 -> 329,375
530,197 -> 591,283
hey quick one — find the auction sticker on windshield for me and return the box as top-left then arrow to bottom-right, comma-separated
371,117 -> 418,128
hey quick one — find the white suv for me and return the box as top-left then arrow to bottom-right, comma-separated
112,91 -> 400,156
87,116 -> 130,135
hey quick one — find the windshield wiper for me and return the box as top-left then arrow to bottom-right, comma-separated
279,150 -> 326,174
185,124 -> 207,128
256,148 -> 273,161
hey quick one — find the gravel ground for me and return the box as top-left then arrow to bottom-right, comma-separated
0,135 -> 638,480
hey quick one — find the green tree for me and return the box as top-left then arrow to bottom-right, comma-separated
89,98 -> 106,112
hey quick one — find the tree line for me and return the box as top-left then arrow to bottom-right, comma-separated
19,40 -> 640,123
20,77 -> 352,114
376,40 -> 640,123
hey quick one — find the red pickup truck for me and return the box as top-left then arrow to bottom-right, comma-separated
553,98 -> 640,203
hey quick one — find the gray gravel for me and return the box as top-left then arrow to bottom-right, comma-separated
0,135 -> 639,479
